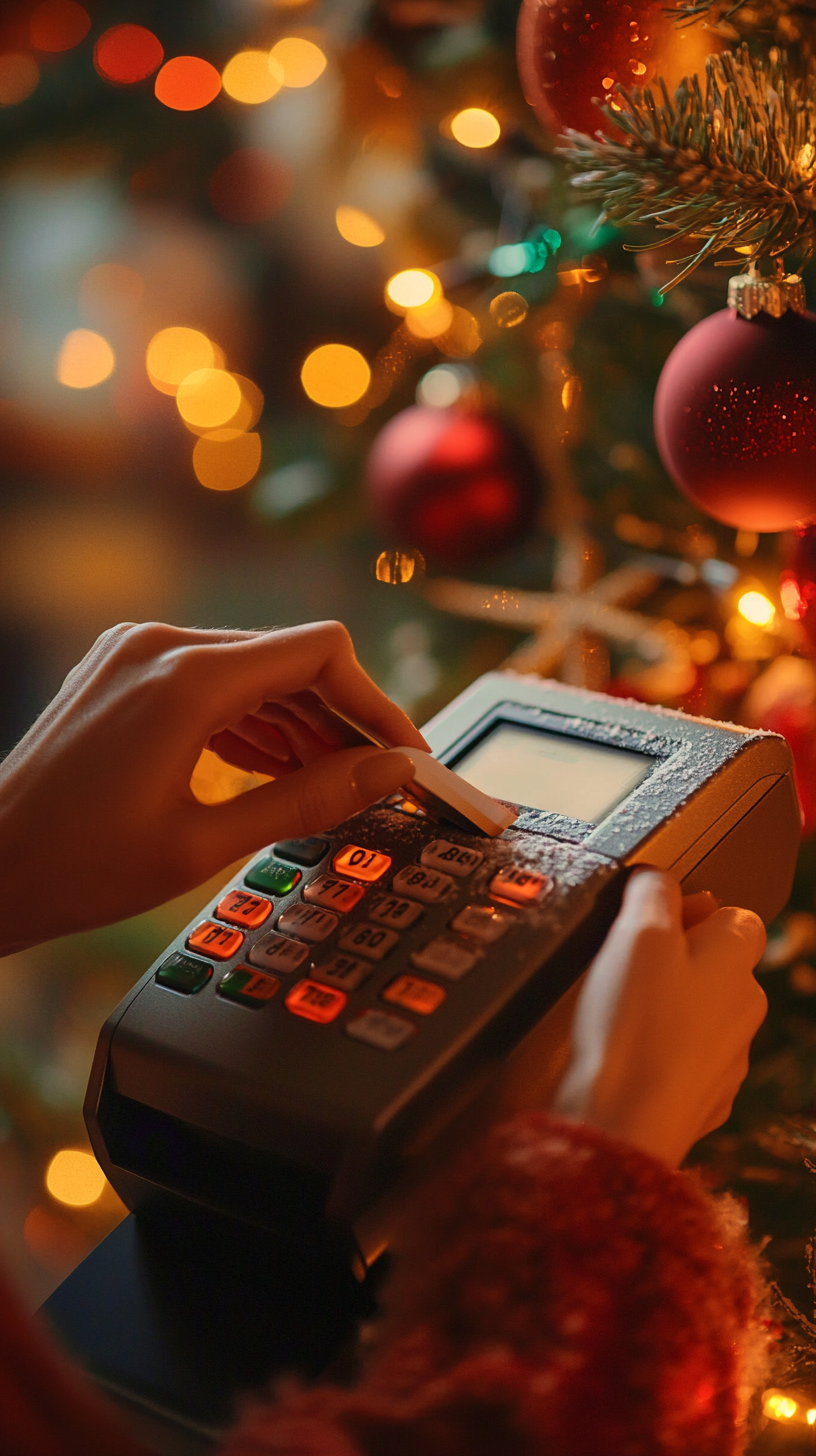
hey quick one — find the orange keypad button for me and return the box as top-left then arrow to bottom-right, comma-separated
303,875 -> 366,914
285,979 -> 347,1024
489,866 -> 552,906
215,890 -> 273,930
333,844 -> 392,883
187,921 -> 244,961
383,974 -> 446,1016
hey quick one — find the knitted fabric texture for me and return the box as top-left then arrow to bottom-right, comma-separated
226,1113 -> 769,1456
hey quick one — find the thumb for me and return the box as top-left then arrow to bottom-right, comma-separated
195,746 -> 415,863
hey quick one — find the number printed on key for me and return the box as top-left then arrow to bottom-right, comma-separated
489,866 -> 552,906
303,875 -> 366,914
420,840 -> 483,878
248,931 -> 310,974
391,865 -> 454,904
337,922 -> 400,961
277,903 -> 338,942
333,844 -> 392,883
369,895 -> 424,930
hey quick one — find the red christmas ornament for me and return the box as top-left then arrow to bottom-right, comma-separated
516,0 -> 717,137
780,524 -> 816,651
654,280 -> 816,533
744,654 -> 815,835
366,406 -> 543,569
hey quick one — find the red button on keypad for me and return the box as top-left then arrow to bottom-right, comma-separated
285,979 -> 347,1024
216,890 -> 273,930
333,844 -> 392,883
383,974 -> 446,1016
187,921 -> 244,960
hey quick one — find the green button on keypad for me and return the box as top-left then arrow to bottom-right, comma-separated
218,966 -> 279,1008
244,857 -> 302,896
156,953 -> 212,995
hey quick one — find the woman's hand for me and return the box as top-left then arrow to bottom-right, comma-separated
554,869 -> 768,1166
0,620 -> 426,954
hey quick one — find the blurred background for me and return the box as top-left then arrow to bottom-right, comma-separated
3,4 -> 816,1430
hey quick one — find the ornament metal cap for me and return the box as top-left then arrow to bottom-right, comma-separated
728,267 -> 806,320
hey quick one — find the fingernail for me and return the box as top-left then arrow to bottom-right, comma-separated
352,750 -> 415,804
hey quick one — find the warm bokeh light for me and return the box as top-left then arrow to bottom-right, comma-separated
405,297 -> 454,339
222,49 -> 284,104
417,363 -> 473,408
490,291 -> 529,328
385,269 -> 440,311
449,108 -> 500,148
94,24 -> 163,84
155,56 -> 222,111
46,1149 -> 106,1207
57,329 -> 115,388
146,327 -> 216,395
335,205 -> 385,248
80,262 -> 144,321
374,549 -> 423,584
209,148 -> 291,224
780,574 -> 805,620
30,0 -> 90,52
436,305 -> 481,358
301,344 -> 370,407
193,429 -> 262,490
177,369 -> 242,429
0,54 -> 39,106
738,589 -> 775,626
230,375 -> 264,430
269,38 -> 327,88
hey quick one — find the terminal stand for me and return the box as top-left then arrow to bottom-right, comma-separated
41,1206 -> 377,1456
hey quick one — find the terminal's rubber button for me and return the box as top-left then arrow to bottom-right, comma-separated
286,979 -> 347,1024
383,974 -> 446,1016
313,953 -> 371,991
244,858 -> 302,896
391,865 -> 454,903
215,890 -> 272,929
272,838 -> 329,867
333,844 -> 392,883
337,921 -> 399,961
277,903 -> 338,942
187,921 -> 244,960
156,953 -> 212,994
411,937 -> 478,981
346,1009 -> 415,1051
248,931 -> 309,974
218,966 -> 279,1007
420,840 -> 483,877
303,875 -> 366,913
489,866 -> 552,906
450,905 -> 513,944
369,895 -> 424,930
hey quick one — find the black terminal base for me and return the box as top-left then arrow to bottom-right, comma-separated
40,1207 -> 380,1456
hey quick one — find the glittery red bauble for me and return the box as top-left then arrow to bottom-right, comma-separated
516,0 -> 717,136
366,407 -> 543,569
654,308 -> 816,533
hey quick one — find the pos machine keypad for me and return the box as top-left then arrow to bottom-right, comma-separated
151,825 -> 556,1054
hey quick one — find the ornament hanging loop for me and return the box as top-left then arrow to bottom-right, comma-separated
728,263 -> 806,320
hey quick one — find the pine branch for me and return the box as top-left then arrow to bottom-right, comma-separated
558,46 -> 816,288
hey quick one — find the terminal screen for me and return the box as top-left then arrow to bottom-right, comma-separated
453,723 -> 653,824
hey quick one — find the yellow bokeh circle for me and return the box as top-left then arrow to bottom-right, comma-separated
335,206 -> 385,248
46,1149 -> 106,1207
57,329 -> 115,388
301,344 -> 370,407
222,49 -> 284,103
385,269 -> 440,312
405,298 -> 454,339
450,108 -> 501,148
193,429 -> 262,490
270,38 -> 327,88
176,368 -> 243,428
146,327 -> 216,395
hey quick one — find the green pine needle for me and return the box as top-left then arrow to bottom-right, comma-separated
559,46 -> 816,289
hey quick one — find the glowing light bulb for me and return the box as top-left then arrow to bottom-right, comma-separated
46,1149 -> 106,1206
335,205 -> 385,248
738,590 -> 775,626
449,108 -> 500,148
176,369 -> 243,429
146,328 -> 216,395
269,38 -> 327,88
57,329 -> 115,387
385,269 -> 440,311
301,344 -> 370,407
222,49 -> 283,104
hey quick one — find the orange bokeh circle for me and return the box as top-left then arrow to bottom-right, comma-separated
30,0 -> 90,53
208,148 -> 291,224
155,56 -> 222,111
94,24 -> 163,84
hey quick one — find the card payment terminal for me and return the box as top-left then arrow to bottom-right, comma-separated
82,672 -> 799,1268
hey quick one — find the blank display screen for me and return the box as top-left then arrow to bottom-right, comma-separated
453,723 -> 653,824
